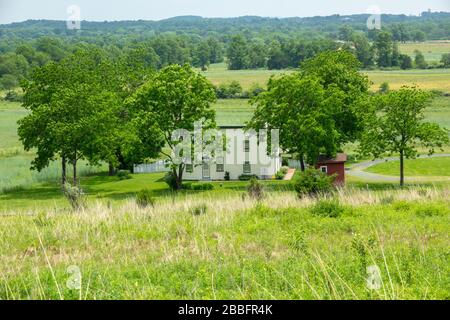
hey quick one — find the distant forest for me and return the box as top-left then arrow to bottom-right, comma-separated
1,12 -> 450,91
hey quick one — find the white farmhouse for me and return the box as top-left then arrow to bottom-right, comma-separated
183,126 -> 282,181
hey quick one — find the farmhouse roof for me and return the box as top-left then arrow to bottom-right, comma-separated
317,153 -> 347,164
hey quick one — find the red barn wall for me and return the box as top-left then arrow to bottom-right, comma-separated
316,162 -> 345,185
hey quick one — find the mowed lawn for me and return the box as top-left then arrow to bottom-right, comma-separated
366,157 -> 450,177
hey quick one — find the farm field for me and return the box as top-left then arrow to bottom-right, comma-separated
202,63 -> 293,91
398,41 -> 450,63
203,63 -> 450,93
0,187 -> 448,299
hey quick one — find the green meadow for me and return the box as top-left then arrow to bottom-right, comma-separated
398,41 -> 450,63
366,157 -> 450,177
202,63 -> 450,93
0,188 -> 448,299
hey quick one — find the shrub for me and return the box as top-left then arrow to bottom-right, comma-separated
190,204 -> 208,216
63,183 -> 86,210
116,170 -> 131,180
392,200 -> 411,212
275,166 -> 289,180
224,171 -> 230,181
164,172 -> 178,190
248,83 -> 265,98
184,183 -> 214,191
215,81 -> 243,98
293,168 -> 335,197
275,171 -> 285,180
309,199 -> 345,218
3,91 -> 23,102
247,177 -> 264,200
239,174 -> 258,181
136,189 -> 155,208
379,82 -> 390,94
414,204 -> 444,217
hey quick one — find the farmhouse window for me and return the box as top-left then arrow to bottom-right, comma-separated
186,164 -> 193,173
216,164 -> 224,172
243,161 -> 251,174
320,166 -> 328,174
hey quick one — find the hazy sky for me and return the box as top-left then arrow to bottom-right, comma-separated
1,0 -> 449,24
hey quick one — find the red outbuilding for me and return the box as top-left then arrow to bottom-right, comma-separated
315,153 -> 347,185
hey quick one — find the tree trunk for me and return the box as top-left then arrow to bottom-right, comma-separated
400,150 -> 404,187
73,160 -> 77,186
61,155 -> 67,185
176,164 -> 184,190
300,154 -> 306,172
108,162 -> 115,176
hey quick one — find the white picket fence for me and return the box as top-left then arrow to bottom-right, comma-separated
134,161 -> 170,174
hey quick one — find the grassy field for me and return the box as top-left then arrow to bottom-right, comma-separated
202,63 -> 292,91
366,69 -> 450,92
399,41 -> 450,63
366,157 -> 450,177
0,188 -> 448,299
202,63 -> 450,93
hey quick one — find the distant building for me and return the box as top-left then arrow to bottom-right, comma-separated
315,153 -> 347,185
183,126 -> 282,181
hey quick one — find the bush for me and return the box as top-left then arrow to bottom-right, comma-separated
215,81 -> 243,98
248,83 -> 265,98
275,166 -> 289,180
247,177 -> 264,200
136,189 -> 155,208
184,183 -> 214,191
275,171 -> 285,180
224,171 -> 230,181
164,172 -> 178,190
239,174 -> 259,181
3,91 -> 23,102
309,199 -> 345,218
63,183 -> 86,210
116,170 -> 131,180
293,168 -> 335,197
379,82 -> 390,94
190,204 -> 208,216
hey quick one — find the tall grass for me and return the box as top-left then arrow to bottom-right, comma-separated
0,155 -> 106,194
0,187 -> 448,300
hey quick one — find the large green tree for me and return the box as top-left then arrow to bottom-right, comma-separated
375,31 -> 394,67
300,50 -> 370,145
248,73 -> 339,170
128,64 -> 217,189
359,86 -> 449,186
227,35 -> 249,70
18,49 -> 122,185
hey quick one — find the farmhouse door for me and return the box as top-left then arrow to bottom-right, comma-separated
202,161 -> 210,180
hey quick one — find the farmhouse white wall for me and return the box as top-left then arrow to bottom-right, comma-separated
183,128 -> 281,181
